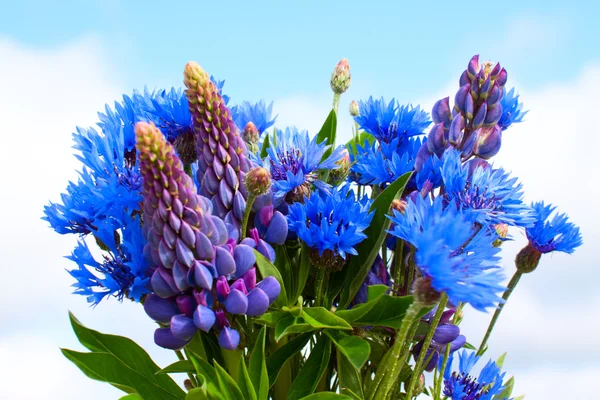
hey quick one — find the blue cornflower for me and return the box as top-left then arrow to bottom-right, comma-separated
498,87 -> 527,131
265,127 -> 345,203
231,100 -> 277,135
287,184 -> 374,263
441,149 -> 535,228
66,214 -> 150,305
351,137 -> 422,186
443,350 -> 510,400
388,196 -> 505,311
526,202 -> 582,254
354,97 -> 431,143
133,87 -> 192,141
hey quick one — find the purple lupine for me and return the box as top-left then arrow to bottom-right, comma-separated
419,55 -> 510,169
184,61 -> 252,231
412,308 -> 466,371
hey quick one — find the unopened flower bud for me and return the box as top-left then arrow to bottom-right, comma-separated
496,68 -> 508,87
465,93 -> 474,120
467,55 -> 480,79
432,97 -> 452,126
448,114 -> 465,146
244,167 -> 272,197
329,149 -> 351,185
391,199 -> 408,214
412,277 -> 441,306
487,83 -> 501,108
493,223 -> 509,247
416,374 -> 426,396
484,103 -> 503,127
427,123 -> 446,156
184,379 -> 193,391
330,58 -> 351,95
472,103 -> 487,129
454,84 -> 470,114
473,125 -> 502,159
349,100 -> 360,117
515,243 -> 541,273
242,122 -> 260,150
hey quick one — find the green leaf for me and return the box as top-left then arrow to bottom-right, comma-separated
351,295 -> 416,329
287,334 -> 332,400
493,376 -> 515,400
301,307 -> 352,330
267,332 -> 313,385
237,357 -> 257,400
66,313 -> 184,399
253,310 -> 288,327
338,172 -> 412,309
61,349 -> 181,400
254,249 -> 289,308
275,245 -> 294,305
275,315 -> 316,341
184,349 -> 223,400
248,326 -> 269,400
336,349 -> 364,400
463,342 -> 477,350
495,352 -> 507,369
325,330 -> 370,370
260,132 -> 271,158
213,361 -> 244,400
185,387 -> 208,400
316,110 -> 338,160
156,360 -> 195,374
335,285 -> 389,323
119,395 -> 144,400
300,394 -> 352,400
346,131 -> 376,156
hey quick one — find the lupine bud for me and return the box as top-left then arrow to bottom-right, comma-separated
454,85 -> 470,114
246,287 -> 270,316
432,97 -> 452,126
193,288 -> 214,308
414,142 -> 431,172
233,244 -> 256,278
170,314 -> 197,340
193,304 -> 216,332
427,123 -> 446,156
487,83 -> 501,108
432,324 -> 460,343
256,276 -> 281,303
224,289 -> 248,314
151,267 -> 179,298
330,58 -> 351,95
218,327 -> 240,350
184,62 -> 251,231
464,93 -> 474,120
144,295 -> 180,323
466,158 -> 491,176
472,102 -> 487,129
484,103 -> 503,126
154,327 -> 188,350
242,268 -> 257,291
176,295 -> 196,318
242,122 -> 260,151
215,309 -> 228,329
244,167 -> 272,197
265,210 -> 288,245
215,246 -> 236,276
459,70 -> 469,87
467,55 -> 479,79
480,76 -> 492,98
496,68 -> 508,87
473,125 -> 502,159
448,114 -> 465,146
349,100 -> 360,117
215,276 -> 230,300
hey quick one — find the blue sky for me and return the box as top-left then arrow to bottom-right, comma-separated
1,2 -> 599,399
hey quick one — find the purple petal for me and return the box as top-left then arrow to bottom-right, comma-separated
193,288 -> 214,308
265,211 -> 288,245
449,335 -> 467,352
242,268 -> 257,291
218,327 -> 240,350
230,279 -> 248,295
215,276 -> 231,300
175,238 -> 195,268
433,324 -> 460,344
190,261 -> 214,290
193,304 -> 216,333
215,246 -> 236,276
154,327 -> 188,350
194,231 -> 215,260
151,267 -> 179,298
211,216 -> 229,246
170,314 -> 197,341
233,244 -> 256,278
224,289 -> 248,315
172,261 -> 190,292
246,288 -> 270,316
144,294 -> 180,323
424,350 -> 440,372
256,276 -> 281,304
257,239 -> 276,263
176,295 -> 196,318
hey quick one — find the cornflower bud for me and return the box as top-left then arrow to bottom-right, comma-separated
515,243 -> 541,273
349,100 -> 360,117
330,58 -> 351,95
242,121 -> 260,153
244,167 -> 272,197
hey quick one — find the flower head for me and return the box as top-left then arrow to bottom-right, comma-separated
526,202 -> 582,254
265,127 -> 345,204
443,350 -> 510,400
498,87 -> 527,131
231,100 -> 277,136
288,184 -> 374,267
388,196 -> 505,311
330,58 -> 351,94
354,97 -> 431,143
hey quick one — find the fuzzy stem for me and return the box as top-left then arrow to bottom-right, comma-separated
241,194 -> 256,238
477,271 -> 522,356
333,93 -> 341,114
367,302 -> 422,400
405,294 -> 448,399
393,240 -> 405,290
314,268 -> 328,307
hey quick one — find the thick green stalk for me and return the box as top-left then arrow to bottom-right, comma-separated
405,294 -> 449,399
367,302 -> 422,400
393,240 -> 405,290
333,93 -> 341,114
272,336 -> 293,400
175,349 -> 198,388
314,268 -> 327,307
477,271 -> 523,355
241,194 -> 256,238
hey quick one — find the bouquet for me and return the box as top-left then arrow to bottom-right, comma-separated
44,55 -> 582,400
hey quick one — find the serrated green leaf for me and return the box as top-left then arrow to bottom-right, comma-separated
338,172 -> 412,309
248,326 -> 269,400
301,307 -> 352,330
288,334 -> 332,400
156,360 -> 195,374
254,249 -> 289,308
67,313 -> 184,399
325,330 -> 370,370
300,394 -> 352,400
336,349 -> 364,400
275,315 -> 316,341
237,356 -> 257,400
267,332 -> 313,385
213,361 -> 244,400
61,349 -> 181,400
316,110 -> 338,160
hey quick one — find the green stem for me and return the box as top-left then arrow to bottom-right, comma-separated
477,271 -> 522,356
393,240 -> 405,290
333,93 -> 341,114
433,303 -> 463,399
367,302 -> 422,400
175,350 -> 198,388
314,268 -> 327,307
405,294 -> 449,399
406,247 -> 416,294
241,193 -> 256,238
